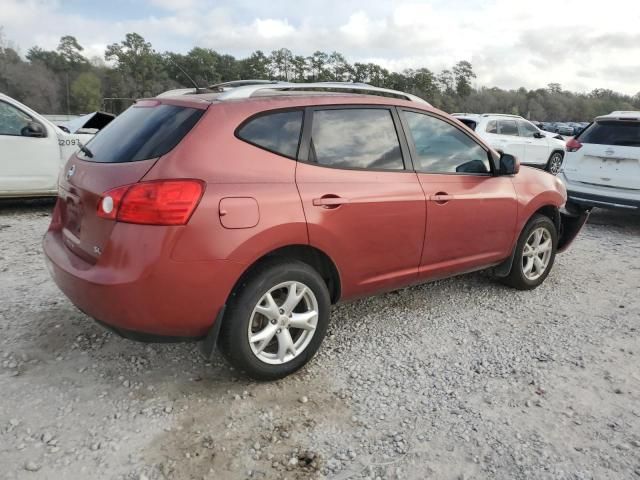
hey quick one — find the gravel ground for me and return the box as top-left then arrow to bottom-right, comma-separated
1,199 -> 639,480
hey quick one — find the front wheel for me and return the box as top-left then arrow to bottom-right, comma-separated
219,260 -> 331,380
501,214 -> 558,290
546,152 -> 564,175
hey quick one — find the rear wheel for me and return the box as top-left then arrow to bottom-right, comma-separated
501,214 -> 557,290
546,151 -> 564,175
219,260 -> 330,380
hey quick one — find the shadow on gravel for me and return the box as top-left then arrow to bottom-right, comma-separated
586,207 -> 640,233
0,197 -> 56,215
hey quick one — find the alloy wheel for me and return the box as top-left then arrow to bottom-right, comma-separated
247,281 -> 319,365
548,153 -> 563,175
522,227 -> 553,281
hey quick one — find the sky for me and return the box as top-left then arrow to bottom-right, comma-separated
1,0 -> 640,95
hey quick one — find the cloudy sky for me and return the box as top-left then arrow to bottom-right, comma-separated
1,0 -> 639,95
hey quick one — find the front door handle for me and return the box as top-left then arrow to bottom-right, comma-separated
312,195 -> 350,209
430,192 -> 454,204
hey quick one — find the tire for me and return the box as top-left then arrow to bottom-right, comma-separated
501,214 -> 558,290
219,259 -> 331,380
546,151 -> 564,175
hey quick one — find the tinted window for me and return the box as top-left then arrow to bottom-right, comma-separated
404,111 -> 490,174
579,121 -> 640,147
310,109 -> 403,170
498,120 -> 519,136
0,102 -> 32,136
457,118 -> 477,130
237,110 -> 303,158
82,103 -> 204,163
486,120 -> 498,134
518,120 -> 539,138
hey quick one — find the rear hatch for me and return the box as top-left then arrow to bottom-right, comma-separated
564,119 -> 640,190
56,99 -> 206,264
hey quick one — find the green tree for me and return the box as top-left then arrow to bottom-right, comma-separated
238,50 -> 270,80
452,60 -> 475,97
105,33 -> 163,97
71,72 -> 102,112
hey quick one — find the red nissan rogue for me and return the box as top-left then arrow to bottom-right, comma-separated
43,82 -> 589,380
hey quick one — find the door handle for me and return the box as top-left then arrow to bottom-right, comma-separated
430,192 -> 454,204
312,195 -> 349,209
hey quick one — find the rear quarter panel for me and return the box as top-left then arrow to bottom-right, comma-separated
142,100 -> 309,264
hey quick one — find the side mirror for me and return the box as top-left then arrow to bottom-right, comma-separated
499,153 -> 520,175
21,121 -> 46,138
533,132 -> 545,139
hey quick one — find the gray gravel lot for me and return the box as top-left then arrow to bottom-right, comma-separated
0,200 -> 639,480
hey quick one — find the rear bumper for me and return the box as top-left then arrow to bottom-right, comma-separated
43,226 -> 245,339
559,173 -> 640,211
567,191 -> 640,211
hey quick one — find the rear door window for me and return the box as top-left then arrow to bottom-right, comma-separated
579,121 -> 640,147
309,109 -> 404,170
81,103 -> 204,163
237,110 -> 303,159
486,120 -> 498,134
497,120 -> 519,136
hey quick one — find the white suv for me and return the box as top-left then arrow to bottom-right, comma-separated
452,114 -> 566,174
560,111 -> 640,211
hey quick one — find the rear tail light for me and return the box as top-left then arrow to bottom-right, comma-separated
566,138 -> 582,152
97,180 -> 204,225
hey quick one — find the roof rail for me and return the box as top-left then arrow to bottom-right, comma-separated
481,113 -> 523,118
208,79 -> 282,90
216,81 -> 430,105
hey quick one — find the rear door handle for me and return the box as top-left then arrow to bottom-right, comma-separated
312,196 -> 350,208
430,192 -> 454,204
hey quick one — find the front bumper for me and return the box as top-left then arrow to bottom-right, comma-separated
43,227 -> 245,339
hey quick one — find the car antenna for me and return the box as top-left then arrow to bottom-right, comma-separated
169,58 -> 204,94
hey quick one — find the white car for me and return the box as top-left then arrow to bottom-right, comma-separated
560,111 -> 640,211
452,113 -> 566,174
0,93 -> 112,198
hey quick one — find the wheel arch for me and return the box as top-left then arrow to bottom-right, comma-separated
533,204 -> 561,233
494,204 -> 560,278
228,244 -> 342,305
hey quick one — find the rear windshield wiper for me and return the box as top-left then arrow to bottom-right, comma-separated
79,144 -> 94,158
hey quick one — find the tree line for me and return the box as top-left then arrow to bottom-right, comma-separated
1,29 -> 639,121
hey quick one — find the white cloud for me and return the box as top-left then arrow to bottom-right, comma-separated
252,18 -> 295,39
1,0 -> 639,95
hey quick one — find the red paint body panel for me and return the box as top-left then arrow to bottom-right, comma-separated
43,93 -> 577,339
296,163 -> 426,298
44,204 -> 245,337
417,173 -> 518,279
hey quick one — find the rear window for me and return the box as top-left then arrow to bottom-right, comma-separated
237,110 -> 303,159
578,120 -> 640,147
81,103 -> 204,163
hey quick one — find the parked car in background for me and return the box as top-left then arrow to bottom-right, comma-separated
541,122 -> 556,132
0,93 -> 114,198
452,113 -> 566,174
566,122 -> 583,136
43,82 -> 588,380
553,123 -> 574,136
561,111 -> 640,211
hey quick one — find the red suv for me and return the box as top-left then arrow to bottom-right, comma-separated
43,82 -> 589,380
